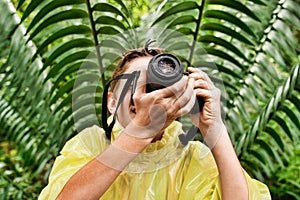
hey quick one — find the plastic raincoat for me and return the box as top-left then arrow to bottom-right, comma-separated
39,121 -> 271,199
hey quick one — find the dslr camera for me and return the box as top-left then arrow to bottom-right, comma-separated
146,53 -> 204,113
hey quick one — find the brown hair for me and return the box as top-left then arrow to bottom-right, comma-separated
110,48 -> 165,91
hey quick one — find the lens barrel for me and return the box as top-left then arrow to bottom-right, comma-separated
146,54 -> 183,92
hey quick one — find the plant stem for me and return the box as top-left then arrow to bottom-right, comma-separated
188,0 -> 206,65
85,0 -> 106,87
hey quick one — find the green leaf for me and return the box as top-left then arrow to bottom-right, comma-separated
159,28 -> 193,45
256,139 -> 276,160
279,9 -> 300,30
273,20 -> 300,52
264,127 -> 284,151
255,53 -> 281,83
50,79 -> 75,106
51,61 -> 98,94
199,35 -> 248,61
267,30 -> 297,61
176,27 -> 195,36
215,63 -> 242,79
249,149 -> 266,166
16,0 -> 26,10
165,41 -> 191,51
54,93 -> 72,113
239,86 -> 259,110
42,38 -> 94,70
114,0 -> 130,16
100,39 -> 127,52
93,3 -> 130,26
27,9 -> 89,41
249,0 -> 266,6
73,73 -> 100,87
72,95 -> 101,112
23,0 -> 85,28
272,115 -> 294,142
72,84 -> 100,101
45,51 -> 93,82
289,94 -> 300,113
256,139 -> 283,166
101,52 -> 121,61
233,96 -> 251,123
262,41 -> 286,67
244,74 -> 267,102
283,0 -> 300,19
252,151 -> 272,177
237,90 -> 285,155
61,117 -> 75,137
166,15 -> 196,29
203,10 -> 257,38
36,25 -> 91,56
282,105 -> 300,130
97,26 -> 122,35
287,192 -> 300,200
20,0 -> 43,22
200,23 -> 254,45
207,0 -> 261,21
152,1 -> 200,25
203,47 -> 246,70
59,106 -> 73,126
95,16 -> 127,30
73,106 -> 98,124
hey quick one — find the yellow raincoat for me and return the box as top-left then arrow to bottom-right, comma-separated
39,121 -> 271,199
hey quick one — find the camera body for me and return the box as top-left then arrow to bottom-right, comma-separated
146,53 -> 204,113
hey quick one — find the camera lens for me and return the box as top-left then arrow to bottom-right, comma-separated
158,58 -> 176,74
147,53 -> 183,92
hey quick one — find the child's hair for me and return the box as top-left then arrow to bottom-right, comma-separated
110,41 -> 164,91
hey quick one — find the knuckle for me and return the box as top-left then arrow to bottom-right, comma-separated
211,87 -> 221,99
132,94 -> 140,102
214,87 -> 221,95
168,86 -> 178,95
181,96 -> 189,105
181,108 -> 189,116
167,105 -> 178,115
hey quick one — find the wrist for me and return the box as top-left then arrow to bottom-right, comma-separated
198,119 -> 224,135
96,132 -> 152,172
114,131 -> 152,153
123,120 -> 160,140
200,122 -> 227,149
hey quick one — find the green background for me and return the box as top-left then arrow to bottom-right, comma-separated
0,0 -> 299,199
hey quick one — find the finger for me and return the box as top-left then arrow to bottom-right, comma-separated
194,79 -> 209,90
194,88 -> 212,100
188,67 -> 213,85
177,78 -> 195,106
170,78 -> 195,117
153,75 -> 188,98
175,91 -> 196,117
187,66 -> 203,74
195,87 -> 220,101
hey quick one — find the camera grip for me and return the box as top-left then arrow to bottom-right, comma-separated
190,96 -> 204,114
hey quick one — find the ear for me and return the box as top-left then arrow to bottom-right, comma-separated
107,92 -> 117,114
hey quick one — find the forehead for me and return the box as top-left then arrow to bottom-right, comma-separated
124,56 -> 153,73
112,56 -> 153,94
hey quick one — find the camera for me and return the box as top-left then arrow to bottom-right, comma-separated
146,53 -> 204,113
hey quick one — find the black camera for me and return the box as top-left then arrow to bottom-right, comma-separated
146,53 -> 204,113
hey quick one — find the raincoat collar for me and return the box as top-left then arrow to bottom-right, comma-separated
110,118 -> 186,173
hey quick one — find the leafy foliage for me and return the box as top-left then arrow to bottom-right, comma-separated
0,0 -> 299,199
